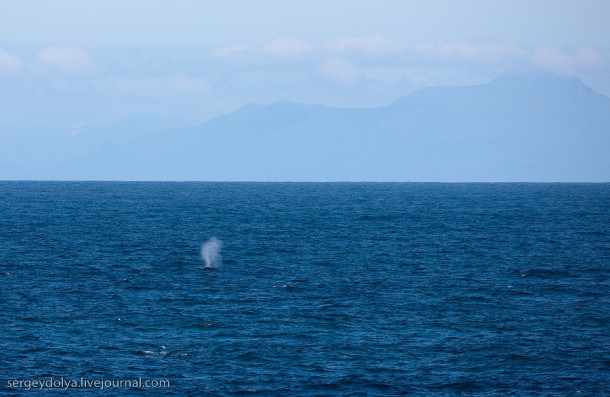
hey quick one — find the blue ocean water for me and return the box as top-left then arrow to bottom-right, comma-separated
0,182 -> 608,396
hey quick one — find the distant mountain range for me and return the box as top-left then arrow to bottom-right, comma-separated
4,73 -> 610,181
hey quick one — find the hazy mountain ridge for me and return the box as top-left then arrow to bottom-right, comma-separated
9,73 -> 610,182
0,116 -> 187,179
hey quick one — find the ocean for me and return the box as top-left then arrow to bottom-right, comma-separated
1,182 -> 608,395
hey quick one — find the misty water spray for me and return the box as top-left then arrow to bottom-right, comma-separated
201,237 -> 223,268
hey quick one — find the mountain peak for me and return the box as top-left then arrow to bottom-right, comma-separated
17,72 -> 610,182
392,72 -> 603,109
488,72 -> 591,92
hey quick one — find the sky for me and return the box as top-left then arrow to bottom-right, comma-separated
1,0 -> 609,130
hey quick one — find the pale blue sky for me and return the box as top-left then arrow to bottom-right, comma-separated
1,0 -> 609,128
2,0 -> 609,47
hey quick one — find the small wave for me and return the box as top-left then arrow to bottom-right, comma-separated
516,268 -> 575,279
359,214 -> 398,222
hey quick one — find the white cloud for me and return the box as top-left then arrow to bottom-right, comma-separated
165,75 -> 210,94
318,57 -> 360,86
0,48 -> 22,73
92,75 -> 210,95
574,47 -> 606,70
262,36 -> 312,58
208,38 -> 608,93
409,42 -> 525,65
210,38 -> 607,85
406,42 -> 607,76
325,35 -> 403,55
532,47 -> 574,75
532,46 -> 606,76
212,36 -> 312,62
362,67 -> 428,86
38,46 -> 97,74
211,43 -> 251,59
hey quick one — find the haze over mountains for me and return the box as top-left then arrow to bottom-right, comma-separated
3,73 -> 609,182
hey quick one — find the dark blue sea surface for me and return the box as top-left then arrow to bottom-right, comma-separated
1,182 -> 609,396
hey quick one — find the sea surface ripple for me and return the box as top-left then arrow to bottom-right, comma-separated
0,182 -> 609,395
